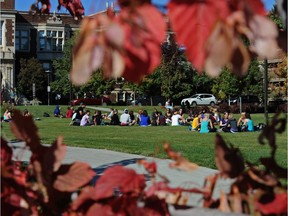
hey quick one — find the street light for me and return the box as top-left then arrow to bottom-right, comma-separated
45,70 -> 51,105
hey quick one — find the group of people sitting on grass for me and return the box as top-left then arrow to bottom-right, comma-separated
1,108 -> 31,122
189,109 -> 263,133
68,103 -> 263,131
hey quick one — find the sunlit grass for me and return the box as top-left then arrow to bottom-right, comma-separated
1,105 -> 287,169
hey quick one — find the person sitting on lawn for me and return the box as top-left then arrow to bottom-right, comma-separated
237,112 -> 248,131
110,109 -> 120,125
74,103 -> 86,125
107,108 -> 114,120
120,109 -> 131,126
223,113 -> 238,133
139,110 -> 150,126
23,109 -> 31,117
179,108 -> 186,125
200,113 -> 213,133
165,108 -> 172,125
3,109 -> 12,122
151,108 -> 158,126
80,110 -> 93,126
191,112 -> 201,131
157,111 -> 166,126
219,111 -> 229,129
66,106 -> 74,118
93,110 -> 104,126
54,105 -> 61,117
129,110 -> 136,126
136,109 -> 143,125
244,112 -> 255,132
171,109 -> 182,126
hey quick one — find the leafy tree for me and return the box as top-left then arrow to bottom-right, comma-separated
79,70 -> 116,97
269,5 -> 285,29
212,59 -> 263,100
241,59 -> 263,98
158,38 -> 195,101
212,67 -> 240,99
17,58 -> 47,101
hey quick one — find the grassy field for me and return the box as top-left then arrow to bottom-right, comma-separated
1,105 -> 287,169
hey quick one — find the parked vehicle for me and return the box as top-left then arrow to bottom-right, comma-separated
181,94 -> 216,106
71,96 -> 111,106
128,95 -> 166,106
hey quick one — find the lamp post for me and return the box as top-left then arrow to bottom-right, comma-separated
45,70 -> 51,105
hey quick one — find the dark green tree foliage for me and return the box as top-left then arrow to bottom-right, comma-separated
79,70 -> 116,97
269,5 -> 285,29
241,59 -> 263,98
212,67 -> 241,99
17,58 -> 47,101
191,71 -> 214,95
212,59 -> 262,100
159,37 -> 195,100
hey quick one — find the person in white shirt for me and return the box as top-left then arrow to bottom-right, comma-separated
171,110 -> 181,126
120,109 -> 131,126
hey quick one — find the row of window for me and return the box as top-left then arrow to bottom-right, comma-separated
0,25 -> 68,52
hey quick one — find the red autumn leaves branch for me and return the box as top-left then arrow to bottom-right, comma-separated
70,0 -> 285,85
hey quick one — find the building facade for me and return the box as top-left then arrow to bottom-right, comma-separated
0,0 -> 81,102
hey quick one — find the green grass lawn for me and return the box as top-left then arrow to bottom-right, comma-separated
1,105 -> 287,169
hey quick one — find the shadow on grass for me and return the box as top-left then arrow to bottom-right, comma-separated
91,158 -> 151,185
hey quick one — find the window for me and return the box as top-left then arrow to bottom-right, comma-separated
15,30 -> 29,51
0,21 -> 4,46
39,30 -> 64,51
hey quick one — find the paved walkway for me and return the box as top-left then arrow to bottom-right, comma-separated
9,141 -> 243,215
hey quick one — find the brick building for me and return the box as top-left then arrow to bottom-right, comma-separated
0,0 -> 81,102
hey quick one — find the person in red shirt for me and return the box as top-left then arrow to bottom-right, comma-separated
66,106 -> 74,118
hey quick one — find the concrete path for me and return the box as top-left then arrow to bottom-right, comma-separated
9,141 -> 243,215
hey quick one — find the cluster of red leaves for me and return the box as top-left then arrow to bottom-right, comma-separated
30,0 -> 51,15
57,0 -> 85,20
70,0 -> 286,85
71,1 -> 166,85
30,0 -> 84,19
212,114 -> 287,215
1,110 -> 95,215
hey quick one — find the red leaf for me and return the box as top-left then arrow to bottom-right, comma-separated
57,0 -> 85,20
94,165 -> 145,200
137,160 -> 157,174
71,17 -> 103,86
168,0 -> 230,72
1,138 -> 12,166
214,134 -> 244,178
86,203 -> 122,216
38,136 -> 67,173
163,143 -> 198,171
256,192 -> 287,215
53,162 -> 95,192
10,110 -> 41,153
245,0 -> 267,16
116,3 -> 166,82
30,0 -> 51,15
70,186 -> 96,211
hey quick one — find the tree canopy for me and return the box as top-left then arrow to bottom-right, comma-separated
17,58 -> 47,101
